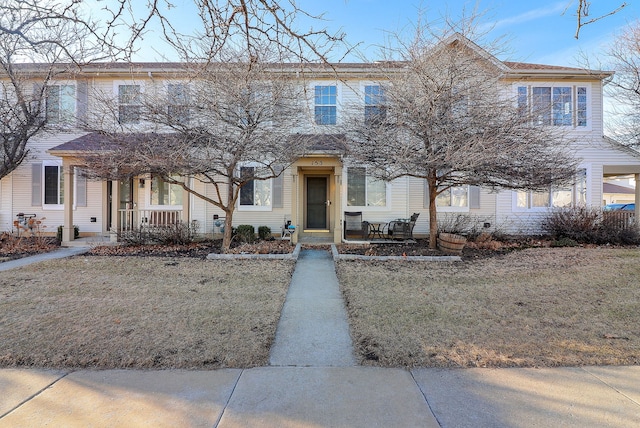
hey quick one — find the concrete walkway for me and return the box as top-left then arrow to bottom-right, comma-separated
0,246 -> 90,271
269,249 -> 356,367
2,247 -> 640,426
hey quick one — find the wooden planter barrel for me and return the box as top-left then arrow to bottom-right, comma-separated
437,233 -> 467,255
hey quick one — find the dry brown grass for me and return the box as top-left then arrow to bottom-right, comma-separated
0,256 -> 294,369
337,247 -> 640,368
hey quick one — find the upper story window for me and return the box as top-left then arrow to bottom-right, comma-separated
364,85 -> 386,126
517,85 -> 589,128
515,169 -> 587,210
46,85 -> 75,124
239,166 -> 272,210
314,85 -> 337,125
118,84 -> 141,124
167,83 -> 190,124
347,167 -> 386,207
150,175 -> 183,206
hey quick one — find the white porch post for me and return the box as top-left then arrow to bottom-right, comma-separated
110,180 -> 120,241
634,174 -> 640,227
62,159 -> 75,244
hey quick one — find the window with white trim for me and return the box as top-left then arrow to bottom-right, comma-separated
44,163 -> 64,206
239,166 -> 272,210
347,167 -> 386,207
517,85 -> 589,128
150,175 -> 183,206
118,84 -> 141,124
31,163 -> 86,209
515,169 -> 587,210
314,85 -> 337,125
46,85 -> 75,124
364,85 -> 386,126
167,83 -> 190,124
437,186 -> 468,208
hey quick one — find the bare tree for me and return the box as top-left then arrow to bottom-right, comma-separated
82,57 -> 308,251
346,25 -> 579,248
0,0 -> 142,180
572,0 -> 627,39
601,20 -> 640,148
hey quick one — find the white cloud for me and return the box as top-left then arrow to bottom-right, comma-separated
489,2 -> 569,30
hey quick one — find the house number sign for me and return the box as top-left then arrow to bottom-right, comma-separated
311,160 -> 323,166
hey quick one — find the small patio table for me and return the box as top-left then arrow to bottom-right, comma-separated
367,222 -> 387,240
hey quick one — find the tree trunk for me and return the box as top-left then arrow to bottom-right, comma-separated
221,177 -> 236,253
427,172 -> 439,249
222,211 -> 234,252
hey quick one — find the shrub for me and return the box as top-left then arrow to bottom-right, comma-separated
437,213 -> 492,239
258,225 -> 272,240
542,207 -> 640,245
550,237 -> 579,247
119,221 -> 199,245
235,224 -> 255,243
56,225 -> 80,242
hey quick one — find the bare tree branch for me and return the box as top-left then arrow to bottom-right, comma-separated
345,20 -> 579,248
572,0 -> 627,39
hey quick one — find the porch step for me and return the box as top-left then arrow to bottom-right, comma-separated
298,236 -> 334,245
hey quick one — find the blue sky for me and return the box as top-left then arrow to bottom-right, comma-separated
120,0 -> 636,67
294,0 -> 637,66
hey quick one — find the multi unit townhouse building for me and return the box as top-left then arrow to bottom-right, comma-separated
2,36 -> 640,245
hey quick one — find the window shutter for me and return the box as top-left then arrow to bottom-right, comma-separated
31,163 -> 42,206
32,83 -> 45,119
272,165 -> 284,208
424,180 -> 429,208
76,80 -> 88,125
469,186 -> 481,209
76,168 -> 87,207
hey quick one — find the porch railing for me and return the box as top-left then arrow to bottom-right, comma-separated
117,209 -> 182,233
603,211 -> 635,230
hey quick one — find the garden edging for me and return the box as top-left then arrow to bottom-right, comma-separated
331,244 -> 461,262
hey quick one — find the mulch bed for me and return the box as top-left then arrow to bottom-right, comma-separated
86,239 -> 296,259
0,235 -> 59,261
339,237 -> 530,260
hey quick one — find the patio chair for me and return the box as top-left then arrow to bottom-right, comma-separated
344,211 -> 369,239
388,212 -> 420,240
281,215 -> 296,240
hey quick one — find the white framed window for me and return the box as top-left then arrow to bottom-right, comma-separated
46,84 -> 76,124
43,161 -> 64,208
516,84 -> 590,128
117,83 -> 142,124
346,167 -> 387,208
238,166 -> 273,211
167,83 -> 190,124
436,185 -> 469,212
364,84 -> 386,126
514,169 -> 588,211
314,84 -> 337,125
149,175 -> 183,207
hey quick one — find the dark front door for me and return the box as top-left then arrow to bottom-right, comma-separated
306,176 -> 328,229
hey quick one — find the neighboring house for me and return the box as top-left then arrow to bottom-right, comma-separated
2,38 -> 640,244
603,180 -> 636,205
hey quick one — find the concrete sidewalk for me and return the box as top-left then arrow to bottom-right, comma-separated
2,366 -> 640,427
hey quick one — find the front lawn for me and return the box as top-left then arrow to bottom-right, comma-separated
337,247 -> 640,367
